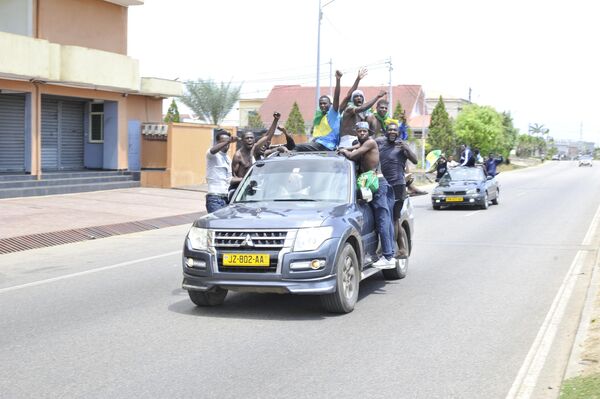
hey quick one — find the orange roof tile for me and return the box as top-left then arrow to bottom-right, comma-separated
258,84 -> 425,127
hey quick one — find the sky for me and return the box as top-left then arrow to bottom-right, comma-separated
128,0 -> 600,144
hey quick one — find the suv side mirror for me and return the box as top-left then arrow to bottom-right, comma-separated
357,187 -> 373,203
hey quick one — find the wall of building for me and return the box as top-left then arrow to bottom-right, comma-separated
141,123 -> 236,188
0,0 -> 33,36
37,0 -> 127,54
141,139 -> 167,169
126,95 -> 162,123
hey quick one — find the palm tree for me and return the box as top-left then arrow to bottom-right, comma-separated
179,79 -> 241,125
528,123 -> 549,137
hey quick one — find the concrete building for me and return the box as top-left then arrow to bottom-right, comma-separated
0,0 -> 182,176
425,96 -> 470,119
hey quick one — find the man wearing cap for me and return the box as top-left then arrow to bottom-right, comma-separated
338,121 -> 396,269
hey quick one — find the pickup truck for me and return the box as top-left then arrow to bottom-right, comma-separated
182,152 -> 414,313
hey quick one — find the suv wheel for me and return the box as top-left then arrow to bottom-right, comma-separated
188,287 -> 228,307
383,222 -> 409,280
321,243 -> 359,313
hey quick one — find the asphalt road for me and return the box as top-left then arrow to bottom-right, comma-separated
1,161 -> 599,399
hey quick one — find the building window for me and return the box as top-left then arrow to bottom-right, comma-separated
89,103 -> 104,143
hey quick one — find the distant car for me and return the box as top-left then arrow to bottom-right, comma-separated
579,156 -> 593,167
551,154 -> 560,161
431,166 -> 499,210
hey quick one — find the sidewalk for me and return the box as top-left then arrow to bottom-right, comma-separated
0,187 -> 208,240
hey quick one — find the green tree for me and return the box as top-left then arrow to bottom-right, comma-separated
454,104 -> 504,156
427,96 -> 455,156
392,101 -> 413,140
499,112 -> 519,157
285,102 -> 306,135
247,111 -> 264,130
528,123 -> 549,137
179,79 -> 240,125
163,99 -> 180,123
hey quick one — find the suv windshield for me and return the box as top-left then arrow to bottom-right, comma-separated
234,159 -> 350,203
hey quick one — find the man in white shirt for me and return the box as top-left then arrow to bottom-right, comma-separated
205,130 -> 240,213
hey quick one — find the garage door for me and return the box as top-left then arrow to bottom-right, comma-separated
0,94 -> 26,172
41,97 -> 85,170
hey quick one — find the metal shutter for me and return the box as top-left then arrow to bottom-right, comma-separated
41,97 -> 59,170
0,94 -> 26,172
59,100 -> 84,169
41,97 -> 85,170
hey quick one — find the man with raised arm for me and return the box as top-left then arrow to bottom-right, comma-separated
252,112 -> 281,160
231,131 -> 256,186
339,88 -> 387,147
338,121 -> 396,269
205,130 -> 240,213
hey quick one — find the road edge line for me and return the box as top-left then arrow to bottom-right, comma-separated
506,203 -> 600,398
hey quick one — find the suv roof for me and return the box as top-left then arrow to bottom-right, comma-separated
262,151 -> 348,163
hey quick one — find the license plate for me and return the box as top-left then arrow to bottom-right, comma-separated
446,196 -> 463,202
222,253 -> 270,267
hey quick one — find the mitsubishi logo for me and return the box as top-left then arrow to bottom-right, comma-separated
242,234 -> 254,247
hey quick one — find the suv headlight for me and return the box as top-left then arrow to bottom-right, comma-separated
188,227 -> 209,250
433,187 -> 444,195
466,188 -> 479,194
294,226 -> 334,252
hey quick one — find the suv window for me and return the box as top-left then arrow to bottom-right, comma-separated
234,159 -> 350,203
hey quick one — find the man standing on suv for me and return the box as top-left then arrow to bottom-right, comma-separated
339,121 -> 396,269
205,130 -> 240,213
376,120 -> 418,219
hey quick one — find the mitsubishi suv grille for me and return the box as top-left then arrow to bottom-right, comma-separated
213,230 -> 287,249
212,230 -> 290,273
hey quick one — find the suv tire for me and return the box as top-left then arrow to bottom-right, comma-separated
321,243 -> 359,313
188,287 -> 228,307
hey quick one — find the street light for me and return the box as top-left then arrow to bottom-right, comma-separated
316,0 -> 335,108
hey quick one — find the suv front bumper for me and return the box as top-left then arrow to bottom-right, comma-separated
182,237 -> 343,295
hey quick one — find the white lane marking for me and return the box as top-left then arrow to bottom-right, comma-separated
517,192 -> 527,197
0,250 -> 181,294
464,211 -> 480,217
583,203 -> 600,245
506,202 -> 600,398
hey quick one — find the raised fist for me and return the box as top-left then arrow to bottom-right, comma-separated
273,112 -> 281,119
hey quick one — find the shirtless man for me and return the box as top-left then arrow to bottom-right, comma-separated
339,89 -> 387,147
252,112 -> 281,160
231,131 -> 256,184
338,121 -> 396,268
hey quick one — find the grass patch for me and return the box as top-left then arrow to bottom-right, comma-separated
498,163 -> 525,173
560,373 -> 600,398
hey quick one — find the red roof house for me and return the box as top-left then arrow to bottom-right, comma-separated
258,85 -> 427,132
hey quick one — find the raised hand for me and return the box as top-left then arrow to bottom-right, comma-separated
273,112 -> 281,119
335,70 -> 343,79
358,67 -> 368,80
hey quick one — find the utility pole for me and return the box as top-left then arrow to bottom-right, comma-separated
315,0 -> 322,108
386,57 -> 393,111
468,87 -> 472,103
315,0 -> 336,108
329,58 -> 333,96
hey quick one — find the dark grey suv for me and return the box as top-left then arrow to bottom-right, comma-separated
182,152 -> 414,313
